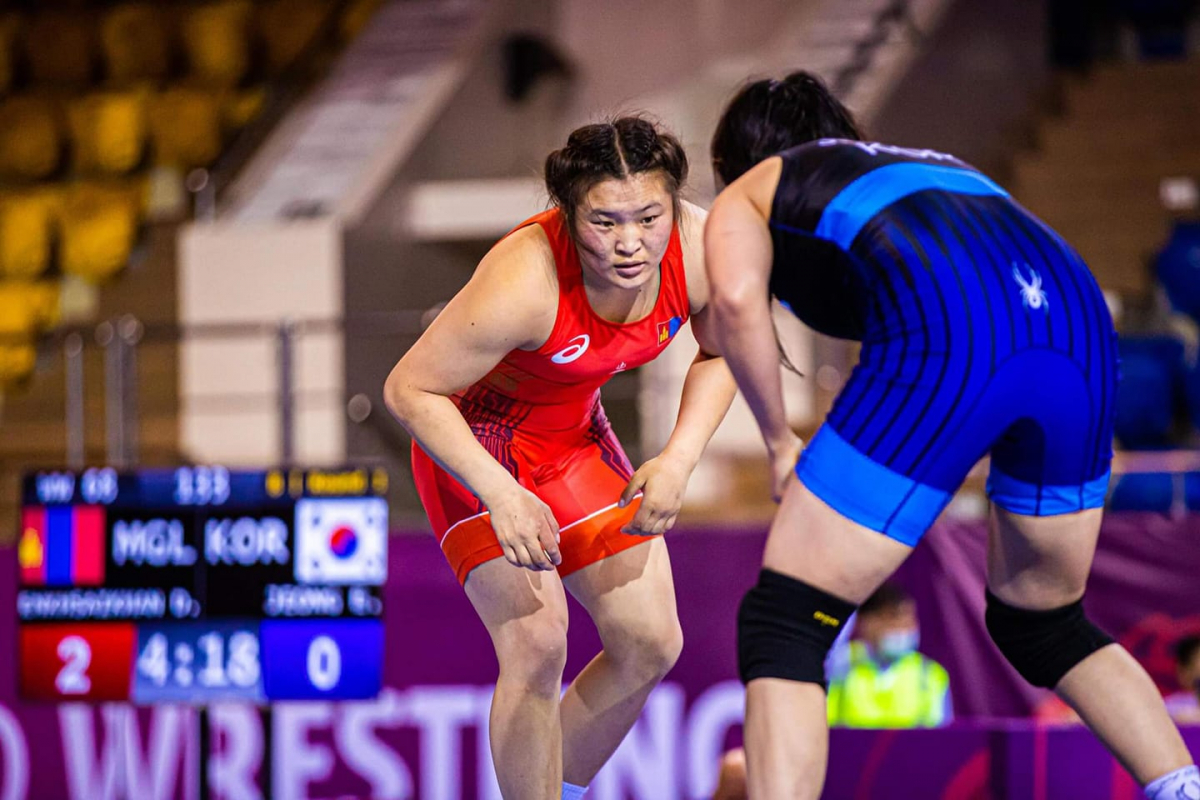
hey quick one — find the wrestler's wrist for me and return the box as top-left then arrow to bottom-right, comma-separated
659,441 -> 703,472
476,473 -> 522,510
764,430 -> 800,458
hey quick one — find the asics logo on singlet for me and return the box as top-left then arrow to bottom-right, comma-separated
551,334 -> 590,364
818,139 -> 958,162
1013,263 -> 1049,311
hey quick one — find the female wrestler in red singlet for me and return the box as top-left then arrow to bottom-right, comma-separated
385,117 -> 736,799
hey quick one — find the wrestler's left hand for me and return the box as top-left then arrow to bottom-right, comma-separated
619,455 -> 691,536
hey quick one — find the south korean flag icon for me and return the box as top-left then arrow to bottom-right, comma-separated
295,497 -> 388,585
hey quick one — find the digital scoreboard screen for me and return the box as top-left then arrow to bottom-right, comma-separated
16,466 -> 388,704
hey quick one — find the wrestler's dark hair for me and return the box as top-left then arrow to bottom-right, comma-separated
545,115 -> 688,236
711,70 -> 863,187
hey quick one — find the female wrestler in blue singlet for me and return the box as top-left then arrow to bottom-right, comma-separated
704,71 -> 1199,800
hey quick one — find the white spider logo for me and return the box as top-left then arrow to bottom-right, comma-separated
1012,263 -> 1048,311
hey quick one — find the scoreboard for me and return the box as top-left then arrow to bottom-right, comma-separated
16,466 -> 388,704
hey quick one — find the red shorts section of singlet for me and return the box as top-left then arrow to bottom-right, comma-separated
412,401 -> 652,585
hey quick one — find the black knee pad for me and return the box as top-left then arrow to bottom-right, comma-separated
737,569 -> 856,686
985,590 -> 1114,689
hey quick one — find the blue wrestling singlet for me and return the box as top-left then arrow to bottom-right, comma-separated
768,140 -> 1118,546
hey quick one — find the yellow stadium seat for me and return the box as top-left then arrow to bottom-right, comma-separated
0,282 -> 37,336
0,13 -> 21,95
340,0 -> 384,43
101,4 -> 173,84
0,97 -> 64,180
0,191 -> 60,280
58,183 -> 141,284
223,86 -> 266,130
258,0 -> 331,76
181,1 -> 253,88
24,280 -> 62,331
68,91 -> 148,174
0,342 -> 36,388
25,12 -> 97,86
147,88 -> 223,168
0,282 -> 42,387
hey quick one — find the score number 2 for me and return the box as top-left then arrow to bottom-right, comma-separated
20,624 -> 135,701
56,636 -> 92,695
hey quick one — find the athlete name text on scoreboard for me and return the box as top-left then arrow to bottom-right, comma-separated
15,467 -> 388,704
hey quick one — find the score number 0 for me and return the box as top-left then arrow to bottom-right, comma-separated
55,636 -> 93,695
307,635 -> 342,691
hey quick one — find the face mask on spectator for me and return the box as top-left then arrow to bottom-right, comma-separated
878,629 -> 920,661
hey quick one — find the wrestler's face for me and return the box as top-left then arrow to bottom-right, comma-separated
573,171 -> 676,291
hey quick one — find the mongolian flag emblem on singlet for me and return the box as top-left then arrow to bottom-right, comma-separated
657,316 -> 683,345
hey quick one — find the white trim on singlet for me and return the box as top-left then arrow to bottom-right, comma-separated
559,493 -> 643,533
440,492 -> 644,548
440,510 -> 489,547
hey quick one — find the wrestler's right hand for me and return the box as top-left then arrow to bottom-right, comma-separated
485,486 -> 562,571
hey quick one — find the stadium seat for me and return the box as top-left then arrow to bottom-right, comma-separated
101,3 -> 174,84
0,96 -> 64,180
148,88 -> 224,169
258,0 -> 332,76
0,282 -> 38,333
1109,472 -> 1176,513
1182,350 -> 1200,432
24,280 -> 61,331
67,91 -> 149,175
223,86 -> 266,131
339,0 -> 385,43
0,342 -> 36,388
1114,335 -> 1185,449
1156,219 -> 1200,327
58,182 -> 142,284
24,11 -> 97,86
0,282 -> 40,386
0,191 -> 59,280
1184,472 -> 1200,511
181,1 -> 253,88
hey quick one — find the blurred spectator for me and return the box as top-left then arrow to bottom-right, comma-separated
1166,636 -> 1200,724
825,583 -> 952,729
711,584 -> 951,800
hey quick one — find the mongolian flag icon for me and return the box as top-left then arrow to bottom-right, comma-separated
20,505 -> 105,586
656,316 -> 683,346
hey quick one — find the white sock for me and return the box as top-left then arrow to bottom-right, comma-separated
1144,765 -> 1200,800
562,782 -> 588,800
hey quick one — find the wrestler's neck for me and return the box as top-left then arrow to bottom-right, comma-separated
580,261 -> 662,325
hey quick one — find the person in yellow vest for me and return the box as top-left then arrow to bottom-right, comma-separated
712,583 -> 951,800
826,582 -> 951,729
